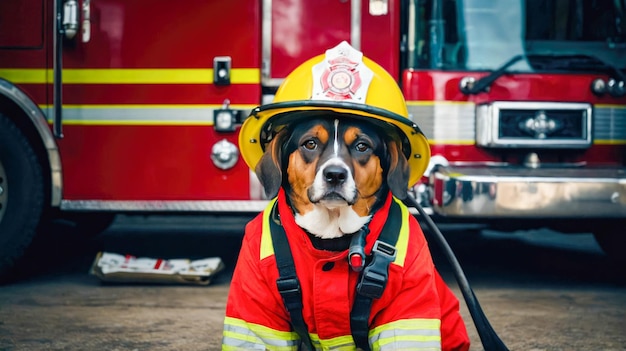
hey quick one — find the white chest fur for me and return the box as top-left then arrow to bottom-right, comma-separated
295,204 -> 371,239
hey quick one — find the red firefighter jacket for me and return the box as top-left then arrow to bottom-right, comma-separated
222,189 -> 470,350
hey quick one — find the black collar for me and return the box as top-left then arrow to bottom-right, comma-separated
306,232 -> 354,252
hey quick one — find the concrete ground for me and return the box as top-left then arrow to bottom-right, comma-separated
0,215 -> 624,351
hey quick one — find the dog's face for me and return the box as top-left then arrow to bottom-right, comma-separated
256,114 -> 409,238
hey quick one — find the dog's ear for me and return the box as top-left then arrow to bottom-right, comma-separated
386,140 -> 410,200
255,131 -> 287,198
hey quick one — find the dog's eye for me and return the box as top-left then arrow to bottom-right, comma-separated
302,140 -> 317,150
355,142 -> 370,152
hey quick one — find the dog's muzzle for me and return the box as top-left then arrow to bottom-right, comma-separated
309,160 -> 357,206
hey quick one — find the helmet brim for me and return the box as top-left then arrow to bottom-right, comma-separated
239,100 -> 431,187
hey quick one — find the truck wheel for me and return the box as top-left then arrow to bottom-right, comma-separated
0,113 -> 45,279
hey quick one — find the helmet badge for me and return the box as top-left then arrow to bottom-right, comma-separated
311,41 -> 374,104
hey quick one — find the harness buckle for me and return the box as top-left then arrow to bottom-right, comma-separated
356,240 -> 397,299
372,240 -> 397,259
276,277 -> 303,310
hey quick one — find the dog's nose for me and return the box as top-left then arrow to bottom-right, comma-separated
324,165 -> 348,185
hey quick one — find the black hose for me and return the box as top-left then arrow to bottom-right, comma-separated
403,195 -> 509,351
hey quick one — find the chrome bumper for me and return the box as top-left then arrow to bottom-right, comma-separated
430,166 -> 626,217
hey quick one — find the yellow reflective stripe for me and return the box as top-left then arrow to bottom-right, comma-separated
369,318 -> 441,350
595,139 -> 626,145
392,197 -> 410,267
595,104 -> 626,109
0,68 -> 260,84
260,198 -> 278,260
223,316 -> 298,350
0,68 -> 46,83
224,316 -> 297,338
310,333 -> 355,350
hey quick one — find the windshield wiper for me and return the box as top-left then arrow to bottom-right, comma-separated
459,54 -> 525,95
527,54 -> 626,82
459,53 -> 626,95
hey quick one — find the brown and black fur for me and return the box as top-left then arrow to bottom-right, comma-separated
255,113 -> 409,239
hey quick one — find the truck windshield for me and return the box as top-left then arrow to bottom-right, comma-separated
409,0 -> 626,73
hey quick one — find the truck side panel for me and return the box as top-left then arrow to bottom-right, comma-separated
3,0 -> 262,201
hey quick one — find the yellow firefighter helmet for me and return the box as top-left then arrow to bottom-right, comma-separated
239,41 -> 430,188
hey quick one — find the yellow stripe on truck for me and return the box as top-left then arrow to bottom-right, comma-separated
0,68 -> 260,84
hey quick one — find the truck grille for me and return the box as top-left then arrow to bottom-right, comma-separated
476,102 -> 592,148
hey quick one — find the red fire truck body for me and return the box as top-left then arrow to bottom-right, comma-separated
1,0 -> 625,276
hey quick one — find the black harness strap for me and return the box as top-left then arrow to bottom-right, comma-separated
269,199 -> 403,351
350,200 -> 402,351
269,203 -> 315,351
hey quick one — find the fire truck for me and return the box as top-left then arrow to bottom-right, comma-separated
1,0 -> 625,277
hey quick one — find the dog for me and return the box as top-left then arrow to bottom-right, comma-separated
255,113 -> 409,240
223,40 -> 469,350
222,110 -> 469,350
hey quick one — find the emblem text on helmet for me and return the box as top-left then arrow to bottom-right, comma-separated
311,41 -> 374,104
320,57 -> 363,100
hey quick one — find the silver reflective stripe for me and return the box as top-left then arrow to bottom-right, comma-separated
61,199 -> 269,212
43,106 -> 214,124
41,105 -> 255,125
369,319 -> 442,350
222,336 -> 266,349
408,102 -> 476,143
376,340 -> 441,351
408,102 -> 626,145
595,105 -> 626,141
222,321 -> 299,350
